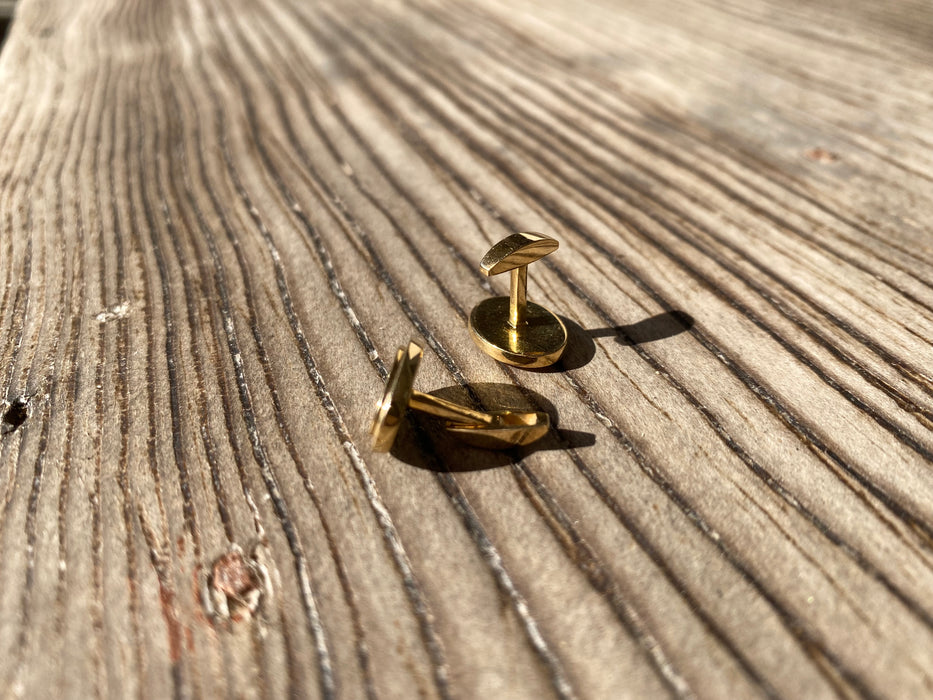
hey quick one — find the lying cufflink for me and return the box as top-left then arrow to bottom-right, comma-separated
371,341 -> 550,451
468,232 -> 567,368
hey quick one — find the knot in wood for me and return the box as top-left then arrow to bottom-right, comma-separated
207,547 -> 267,623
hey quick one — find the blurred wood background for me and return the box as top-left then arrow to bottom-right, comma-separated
1,0 -> 932,697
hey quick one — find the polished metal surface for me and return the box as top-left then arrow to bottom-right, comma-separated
371,341 -> 550,451
479,232 -> 559,275
370,343 -> 422,453
469,297 -> 567,368
445,410 -> 550,449
469,232 -> 567,367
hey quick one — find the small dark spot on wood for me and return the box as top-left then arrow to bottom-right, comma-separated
205,545 -> 269,623
804,147 -> 839,163
1,396 -> 29,434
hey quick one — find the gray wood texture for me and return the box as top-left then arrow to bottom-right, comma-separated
1,0 -> 932,697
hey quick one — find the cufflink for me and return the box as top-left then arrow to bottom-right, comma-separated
371,341 -> 549,451
468,232 -> 567,368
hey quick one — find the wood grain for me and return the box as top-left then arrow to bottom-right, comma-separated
1,0 -> 933,697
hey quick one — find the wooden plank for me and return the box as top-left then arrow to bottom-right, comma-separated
1,0 -> 932,697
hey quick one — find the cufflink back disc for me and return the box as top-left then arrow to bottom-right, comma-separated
469,232 -> 567,368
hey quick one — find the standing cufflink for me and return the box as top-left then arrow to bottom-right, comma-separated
371,341 -> 550,452
469,232 -> 567,368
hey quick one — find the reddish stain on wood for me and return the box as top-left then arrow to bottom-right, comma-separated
158,583 -> 183,663
804,147 -> 839,163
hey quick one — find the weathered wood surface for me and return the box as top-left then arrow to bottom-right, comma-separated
2,0 -> 933,697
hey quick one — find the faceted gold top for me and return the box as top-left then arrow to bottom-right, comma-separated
480,232 -> 558,276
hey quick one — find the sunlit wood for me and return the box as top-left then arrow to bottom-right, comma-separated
1,0 -> 932,697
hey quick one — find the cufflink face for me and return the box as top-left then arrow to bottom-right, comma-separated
469,232 -> 567,368
370,343 -> 422,453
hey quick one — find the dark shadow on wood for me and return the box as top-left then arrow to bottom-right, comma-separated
590,310 -> 695,345
390,383 -> 595,472
525,316 -> 596,373
531,311 -> 694,373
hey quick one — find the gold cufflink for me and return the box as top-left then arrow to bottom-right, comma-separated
468,232 -> 567,368
371,341 -> 550,452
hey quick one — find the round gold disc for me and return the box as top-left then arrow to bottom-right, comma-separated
445,411 -> 550,449
371,343 -> 422,452
468,297 -> 567,368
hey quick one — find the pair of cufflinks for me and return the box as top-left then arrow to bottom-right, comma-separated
372,232 -> 566,452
